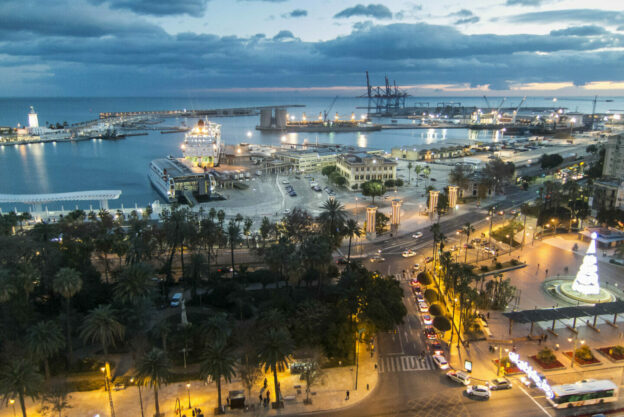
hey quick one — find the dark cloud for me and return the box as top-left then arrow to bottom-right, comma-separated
273,30 -> 297,41
334,4 -> 392,20
455,16 -> 480,25
550,25 -> 608,36
282,9 -> 307,18
0,3 -> 622,96
506,0 -> 544,6
508,9 -> 624,25
90,0 -> 211,16
449,9 -> 473,18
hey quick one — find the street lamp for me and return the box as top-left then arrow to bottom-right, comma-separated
101,363 -> 116,417
186,383 -> 192,409
450,297 -> 458,345
130,377 -> 145,417
567,336 -> 585,368
9,398 -> 15,417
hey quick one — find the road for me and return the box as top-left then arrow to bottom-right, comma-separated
298,185 -> 613,417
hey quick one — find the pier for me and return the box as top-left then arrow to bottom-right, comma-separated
99,104 -> 305,120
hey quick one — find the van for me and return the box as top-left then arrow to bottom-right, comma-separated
170,293 -> 183,307
447,370 -> 471,385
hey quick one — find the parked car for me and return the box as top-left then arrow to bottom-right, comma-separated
428,341 -> 443,355
447,370 -> 471,385
412,263 -> 420,270
416,293 -> 425,302
488,378 -> 512,390
419,302 -> 429,313
282,179 -> 289,184
370,255 -> 386,263
466,385 -> 490,399
402,249 -> 417,258
422,314 -> 433,325
425,256 -> 433,263
412,232 -> 423,239
433,355 -> 449,370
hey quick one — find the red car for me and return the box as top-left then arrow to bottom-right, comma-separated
423,327 -> 437,340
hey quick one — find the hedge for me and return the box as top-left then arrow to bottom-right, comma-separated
417,271 -> 432,286
424,289 -> 438,304
433,316 -> 451,332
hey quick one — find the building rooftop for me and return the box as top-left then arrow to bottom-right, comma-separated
152,158 -> 193,178
339,152 -> 397,166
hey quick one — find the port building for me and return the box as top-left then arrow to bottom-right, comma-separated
335,153 -> 397,189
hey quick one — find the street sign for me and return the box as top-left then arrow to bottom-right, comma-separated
464,360 -> 472,373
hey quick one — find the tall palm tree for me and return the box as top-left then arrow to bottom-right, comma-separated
0,269 -> 16,303
135,348 -> 170,417
52,268 -> 82,362
344,219 -> 362,262
407,161 -> 413,184
258,327 -> 293,408
422,166 -> 431,187
26,321 -> 65,380
414,164 -> 423,187
462,222 -> 475,263
200,340 -> 237,412
79,304 -> 125,357
226,220 -> 241,272
318,199 -> 347,244
113,263 -> 154,306
0,359 -> 43,417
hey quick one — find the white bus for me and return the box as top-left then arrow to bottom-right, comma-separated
548,379 -> 618,409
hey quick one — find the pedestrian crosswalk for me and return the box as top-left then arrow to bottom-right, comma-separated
378,355 -> 435,373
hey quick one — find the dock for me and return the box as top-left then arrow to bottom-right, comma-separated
99,105 -> 305,120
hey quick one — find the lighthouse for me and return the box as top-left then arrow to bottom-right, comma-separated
28,106 -> 39,128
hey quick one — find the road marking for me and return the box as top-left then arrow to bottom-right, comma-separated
379,355 -> 434,373
517,384 -> 552,417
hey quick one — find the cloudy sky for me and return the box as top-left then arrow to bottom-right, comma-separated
2,0 -> 623,96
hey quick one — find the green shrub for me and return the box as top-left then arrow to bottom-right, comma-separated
424,288 -> 438,303
495,262 -> 503,269
612,345 -> 624,356
417,271 -> 432,286
510,259 -> 519,266
65,379 -> 105,392
537,347 -> 556,364
433,316 -> 451,332
575,345 -> 594,361
480,265 -> 489,272
429,302 -> 445,316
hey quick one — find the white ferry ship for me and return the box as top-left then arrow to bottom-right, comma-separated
149,156 -> 217,204
148,158 -> 177,202
182,119 -> 223,167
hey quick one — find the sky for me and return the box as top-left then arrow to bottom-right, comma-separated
1,0 -> 623,97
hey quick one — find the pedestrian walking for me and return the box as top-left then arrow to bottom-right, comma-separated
345,390 -> 350,400
259,394 -> 263,404
538,337 -> 542,345
264,378 -> 267,388
544,334 -> 548,342
266,390 -> 270,401
545,268 -> 549,276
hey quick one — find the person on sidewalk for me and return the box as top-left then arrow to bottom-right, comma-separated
345,390 -> 350,400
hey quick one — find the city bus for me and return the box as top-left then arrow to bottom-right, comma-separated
548,379 -> 618,409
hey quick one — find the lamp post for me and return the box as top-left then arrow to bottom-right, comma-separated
130,378 -> 145,417
450,297 -> 458,345
9,398 -> 15,417
101,363 -> 116,417
567,336 -> 585,368
186,383 -> 192,409
354,328 -> 366,390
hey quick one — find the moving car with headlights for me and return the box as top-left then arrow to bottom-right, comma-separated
433,354 -> 449,370
402,249 -> 417,258
422,314 -> 433,325
428,341 -> 443,355
489,378 -> 512,390
412,232 -> 423,239
423,327 -> 436,339
466,385 -> 490,399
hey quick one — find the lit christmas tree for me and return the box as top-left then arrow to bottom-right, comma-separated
572,233 -> 600,295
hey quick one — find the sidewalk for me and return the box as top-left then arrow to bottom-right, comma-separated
0,344 -> 379,417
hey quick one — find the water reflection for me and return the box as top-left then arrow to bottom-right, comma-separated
357,133 -> 367,148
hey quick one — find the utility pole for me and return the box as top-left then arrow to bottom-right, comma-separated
101,362 -> 116,417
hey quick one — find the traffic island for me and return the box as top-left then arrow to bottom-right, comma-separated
492,358 -> 523,376
596,346 -> 624,362
563,348 -> 602,367
529,348 -> 566,371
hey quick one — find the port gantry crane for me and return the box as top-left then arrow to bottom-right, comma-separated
511,96 -> 526,125
323,96 -> 339,122
550,95 -> 614,130
363,71 -> 409,116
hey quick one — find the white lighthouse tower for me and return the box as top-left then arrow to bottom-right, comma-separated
28,106 -> 39,128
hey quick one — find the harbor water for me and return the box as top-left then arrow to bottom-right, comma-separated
0,96 -> 622,211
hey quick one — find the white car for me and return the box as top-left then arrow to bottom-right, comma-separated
433,355 -> 449,370
422,314 -> 433,325
447,370 -> 471,385
402,249 -> 417,258
418,302 -> 429,313
282,179 -> 289,184
412,232 -> 423,239
466,385 -> 490,399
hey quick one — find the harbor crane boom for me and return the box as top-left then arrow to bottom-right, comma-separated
512,96 -> 526,124
550,95 -> 613,129
323,96 -> 339,122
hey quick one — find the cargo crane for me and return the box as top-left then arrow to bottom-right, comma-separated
363,71 -> 409,116
550,95 -> 614,129
323,96 -> 339,122
511,96 -> 526,124
482,96 -> 492,110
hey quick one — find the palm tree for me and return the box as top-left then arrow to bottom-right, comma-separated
414,164 -> 423,187
0,269 -> 16,303
0,359 -> 43,417
422,166 -> 431,187
26,321 -> 65,380
226,220 -> 241,272
79,304 -> 125,357
462,222 -> 475,263
135,348 -> 170,417
52,268 -> 82,362
39,384 -> 72,417
200,340 -> 237,413
344,219 -> 362,262
258,327 -> 293,408
113,263 -> 154,306
407,161 -> 413,184
318,199 -> 347,244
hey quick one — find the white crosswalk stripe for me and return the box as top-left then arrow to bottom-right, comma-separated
378,355 -> 435,373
